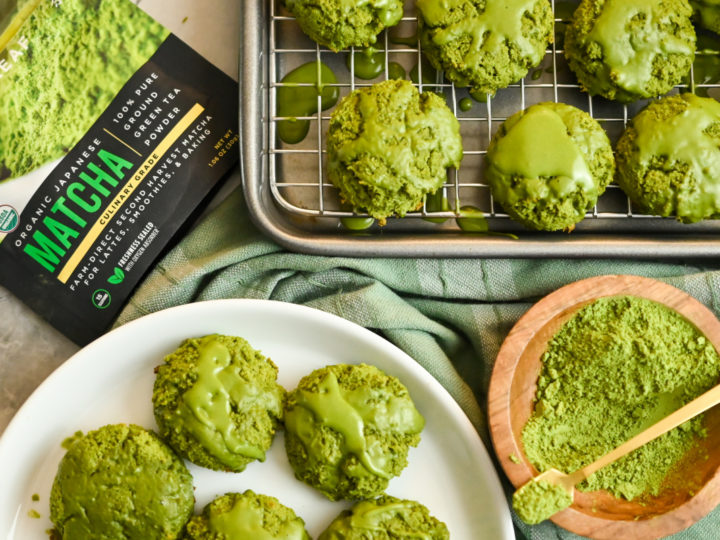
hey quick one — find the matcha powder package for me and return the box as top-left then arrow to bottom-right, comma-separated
522,295 -> 720,501
0,0 -> 239,344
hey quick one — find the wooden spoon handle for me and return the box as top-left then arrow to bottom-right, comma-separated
573,384 -> 720,484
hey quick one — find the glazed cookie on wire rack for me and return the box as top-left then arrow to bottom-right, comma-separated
485,101 -> 615,232
616,93 -> 720,223
327,79 -> 462,225
564,0 -> 696,103
415,0 -> 554,97
282,0 -> 404,51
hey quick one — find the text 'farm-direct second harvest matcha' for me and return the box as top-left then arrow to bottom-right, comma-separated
0,0 -> 239,344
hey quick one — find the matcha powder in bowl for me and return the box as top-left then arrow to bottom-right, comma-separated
522,295 -> 720,502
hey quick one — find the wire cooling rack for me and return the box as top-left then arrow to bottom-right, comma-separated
239,0 -> 720,257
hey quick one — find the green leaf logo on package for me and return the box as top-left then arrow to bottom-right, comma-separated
0,0 -> 239,344
107,267 -> 124,285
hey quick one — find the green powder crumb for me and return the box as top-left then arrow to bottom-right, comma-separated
512,479 -> 573,525
522,295 -> 720,501
32,493 -> 39,502
509,453 -> 521,464
182,16 -> 188,23
60,430 -> 84,450
28,509 -> 41,519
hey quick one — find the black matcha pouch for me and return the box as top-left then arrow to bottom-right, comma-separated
0,0 -> 238,344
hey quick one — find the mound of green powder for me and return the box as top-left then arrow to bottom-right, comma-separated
0,0 -> 168,181
512,479 -> 573,525
522,295 -> 720,501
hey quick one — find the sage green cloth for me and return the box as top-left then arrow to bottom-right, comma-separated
116,185 -> 720,540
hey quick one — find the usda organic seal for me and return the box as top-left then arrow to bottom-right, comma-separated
0,204 -> 19,233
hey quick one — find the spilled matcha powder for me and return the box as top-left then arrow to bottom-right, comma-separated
512,479 -> 572,525
522,295 -> 720,501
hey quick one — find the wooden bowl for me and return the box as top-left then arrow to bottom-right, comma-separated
488,275 -> 720,540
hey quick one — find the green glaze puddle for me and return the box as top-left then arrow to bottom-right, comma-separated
347,47 -> 384,79
277,61 -> 339,144
423,190 -> 450,223
388,61 -> 406,80
459,97 -> 473,111
340,216 -> 375,230
456,206 -> 518,238
469,89 -> 488,103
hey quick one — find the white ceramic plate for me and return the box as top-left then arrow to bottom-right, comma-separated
0,299 -> 514,539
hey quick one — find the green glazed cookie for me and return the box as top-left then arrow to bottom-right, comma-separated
564,0 -> 696,103
327,79 -> 462,225
153,334 -> 285,472
318,495 -> 449,539
485,101 -> 615,231
49,424 -> 194,540
691,0 -> 720,34
184,491 -> 311,540
416,0 -> 553,97
284,363 -> 425,501
283,0 -> 403,51
616,93 -> 720,223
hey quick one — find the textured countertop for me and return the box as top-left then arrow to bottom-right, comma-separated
0,0 -> 240,435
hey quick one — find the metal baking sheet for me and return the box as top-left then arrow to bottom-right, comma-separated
240,0 -> 720,258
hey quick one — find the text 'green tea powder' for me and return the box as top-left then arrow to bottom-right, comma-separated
522,296 -> 720,501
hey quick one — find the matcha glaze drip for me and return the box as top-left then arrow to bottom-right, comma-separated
331,80 -> 462,193
588,0 -> 695,95
416,0 -> 543,66
347,47 -> 384,80
208,497 -> 307,540
323,500 -> 432,537
284,370 -> 425,479
487,104 -> 596,206
177,337 -> 283,470
344,0 -> 402,27
633,93 -> 720,219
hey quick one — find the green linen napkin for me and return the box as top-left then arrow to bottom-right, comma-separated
116,185 -> 720,540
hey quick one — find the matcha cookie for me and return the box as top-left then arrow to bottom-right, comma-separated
318,495 -> 449,539
485,101 -> 614,231
283,0 -> 403,51
327,79 -> 462,225
416,0 -> 553,97
49,424 -> 194,540
284,363 -> 425,501
0,0 -> 168,181
564,0 -> 696,103
153,334 -> 285,472
616,93 -> 720,223
691,0 -> 720,34
184,491 -> 311,540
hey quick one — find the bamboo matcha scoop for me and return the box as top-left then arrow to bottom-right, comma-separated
512,383 -> 720,525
